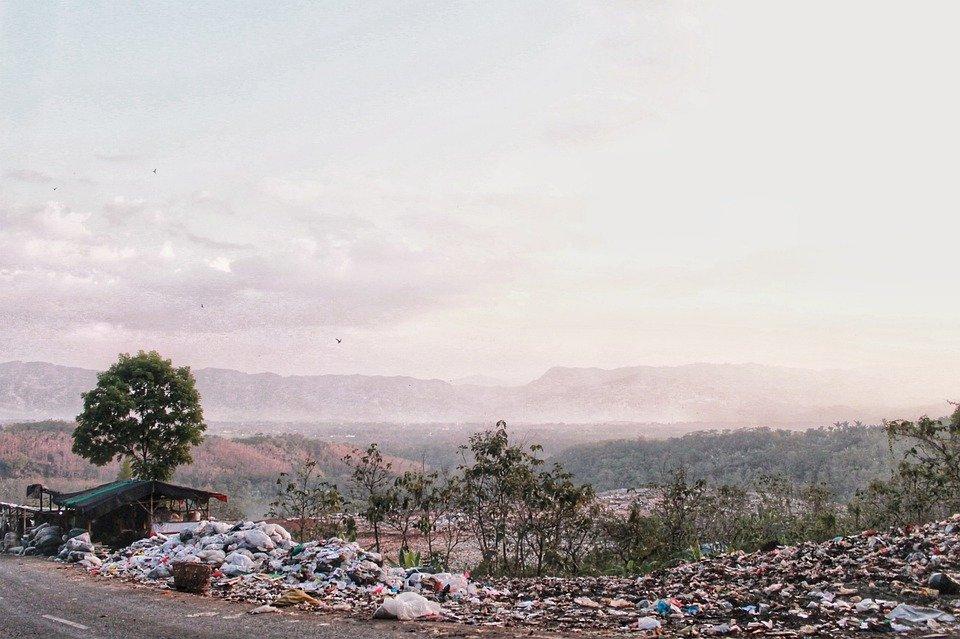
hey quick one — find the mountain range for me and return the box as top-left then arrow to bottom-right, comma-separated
0,360 -> 945,425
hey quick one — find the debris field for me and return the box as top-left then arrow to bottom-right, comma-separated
8,515 -> 960,636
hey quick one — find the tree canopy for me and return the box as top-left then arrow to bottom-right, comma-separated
72,351 -> 206,481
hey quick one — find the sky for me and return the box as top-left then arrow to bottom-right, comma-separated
1,1 -> 959,386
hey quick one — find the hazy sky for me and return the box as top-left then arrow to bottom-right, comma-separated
2,2 -> 959,384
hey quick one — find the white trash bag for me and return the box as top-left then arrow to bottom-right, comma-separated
374,592 -> 443,621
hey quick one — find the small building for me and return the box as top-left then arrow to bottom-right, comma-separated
30,480 -> 228,547
0,501 -> 43,542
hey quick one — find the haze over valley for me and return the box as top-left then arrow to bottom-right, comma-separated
0,359 -> 945,426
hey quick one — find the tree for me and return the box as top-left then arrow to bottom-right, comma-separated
116,457 -> 134,481
342,443 -> 393,552
386,470 -> 430,553
416,471 -> 467,569
885,402 -> 960,501
849,401 -> 960,527
459,420 -> 545,575
73,351 -> 205,481
654,467 -> 707,560
268,458 -> 342,542
597,502 -> 663,575
525,463 -> 595,574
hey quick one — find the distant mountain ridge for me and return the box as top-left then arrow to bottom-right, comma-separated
0,360 -> 943,424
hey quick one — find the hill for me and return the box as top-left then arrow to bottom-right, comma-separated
552,424 -> 903,499
0,420 -> 418,517
0,360 -> 943,424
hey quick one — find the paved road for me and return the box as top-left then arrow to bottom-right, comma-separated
0,556 -> 492,639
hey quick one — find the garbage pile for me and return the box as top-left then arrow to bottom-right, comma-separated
440,514 -> 960,636
11,522 -> 65,556
90,519 -> 472,619
68,515 -> 960,635
6,522 -> 105,568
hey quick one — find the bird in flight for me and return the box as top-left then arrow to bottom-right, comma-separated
52,187 -> 57,190
335,338 -> 342,344
152,168 -> 157,174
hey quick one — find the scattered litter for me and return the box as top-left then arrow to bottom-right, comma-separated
886,603 -> 956,624
929,572 -> 960,595
636,616 -> 661,631
25,513 -> 960,636
273,589 -> 322,608
249,604 -> 280,615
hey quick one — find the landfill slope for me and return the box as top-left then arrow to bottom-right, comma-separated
15,516 -> 960,636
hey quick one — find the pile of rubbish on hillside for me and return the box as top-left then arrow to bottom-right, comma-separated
445,514 -> 960,636
47,515 -> 960,635
6,522 -> 106,569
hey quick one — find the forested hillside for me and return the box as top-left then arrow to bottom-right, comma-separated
3,421 -> 911,517
0,421 -> 417,517
553,424 -> 903,499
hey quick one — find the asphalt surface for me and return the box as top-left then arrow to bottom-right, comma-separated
0,556 -> 504,639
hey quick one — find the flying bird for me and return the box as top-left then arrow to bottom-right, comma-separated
152,168 -> 157,174
335,338 -> 342,344
52,187 -> 57,190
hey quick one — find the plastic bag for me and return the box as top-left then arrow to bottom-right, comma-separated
637,616 -> 661,631
374,592 -> 443,620
886,604 -> 955,624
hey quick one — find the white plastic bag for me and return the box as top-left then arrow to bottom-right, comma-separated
374,592 -> 443,620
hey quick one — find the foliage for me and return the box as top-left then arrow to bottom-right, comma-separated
885,403 -> 960,506
415,471 -> 467,569
848,402 -> 960,528
397,548 -> 421,569
554,423 -> 900,499
268,457 -> 343,542
116,457 -> 134,481
595,502 -> 663,574
10,403 -> 960,580
72,351 -> 205,481
342,443 -> 393,552
457,421 -> 597,576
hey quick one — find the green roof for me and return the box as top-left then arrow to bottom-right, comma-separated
55,480 -> 146,509
51,480 -> 227,519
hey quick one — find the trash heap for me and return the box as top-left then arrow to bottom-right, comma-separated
10,522 -> 64,556
8,522 -> 105,568
70,515 -> 960,635
441,514 -> 960,636
90,520 -> 473,619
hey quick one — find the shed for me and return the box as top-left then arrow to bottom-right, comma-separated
34,480 -> 227,547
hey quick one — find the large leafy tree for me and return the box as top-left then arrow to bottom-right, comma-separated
73,351 -> 206,481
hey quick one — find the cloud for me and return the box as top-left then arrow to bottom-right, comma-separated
0,181 -> 532,338
181,231 -> 251,251
4,168 -> 52,184
103,196 -> 148,218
